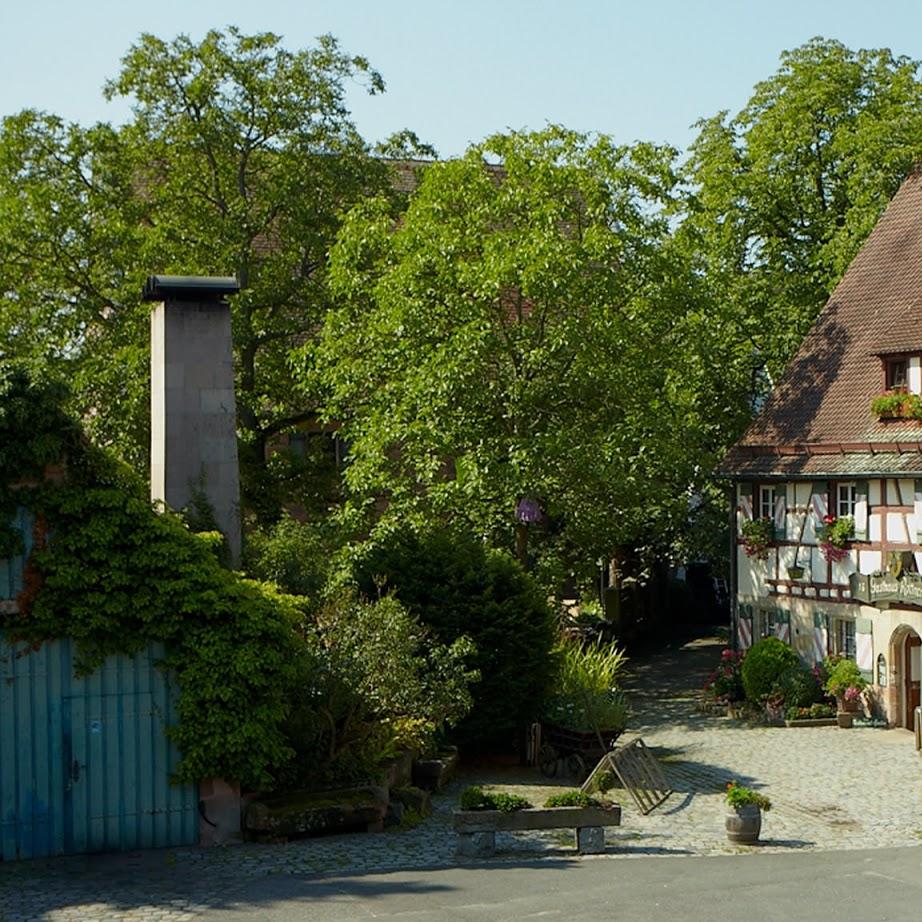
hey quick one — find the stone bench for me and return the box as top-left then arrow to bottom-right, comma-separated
453,805 -> 621,857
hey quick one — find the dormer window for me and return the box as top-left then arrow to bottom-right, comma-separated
886,358 -> 908,391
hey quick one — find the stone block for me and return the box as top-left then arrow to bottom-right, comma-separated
245,786 -> 389,840
456,831 -> 495,858
576,826 -> 605,854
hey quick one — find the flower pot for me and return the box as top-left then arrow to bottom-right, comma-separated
787,566 -> 804,580
725,804 -> 762,844
837,696 -> 860,714
836,712 -> 854,729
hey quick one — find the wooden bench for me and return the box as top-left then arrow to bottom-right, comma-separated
453,804 -> 621,857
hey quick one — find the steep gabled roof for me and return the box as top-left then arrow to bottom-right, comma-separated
720,167 -> 922,478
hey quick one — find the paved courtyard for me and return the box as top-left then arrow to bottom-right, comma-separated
2,635 -> 921,921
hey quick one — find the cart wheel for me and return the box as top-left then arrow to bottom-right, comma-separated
566,753 -> 587,781
538,744 -> 559,777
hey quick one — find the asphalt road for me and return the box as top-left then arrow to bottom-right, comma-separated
201,846 -> 922,921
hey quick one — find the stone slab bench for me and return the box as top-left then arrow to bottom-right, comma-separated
246,786 -> 388,841
453,805 -> 621,857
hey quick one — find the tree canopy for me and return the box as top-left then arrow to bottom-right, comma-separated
315,128 -> 733,581
683,37 -> 922,387
0,27 -> 415,517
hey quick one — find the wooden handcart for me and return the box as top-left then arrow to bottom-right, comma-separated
538,722 -> 622,782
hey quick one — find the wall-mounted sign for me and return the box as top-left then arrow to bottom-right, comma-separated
850,571 -> 922,606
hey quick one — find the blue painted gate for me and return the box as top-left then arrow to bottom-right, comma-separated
1,508 -> 198,860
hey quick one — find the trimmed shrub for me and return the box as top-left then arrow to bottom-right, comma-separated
740,637 -> 800,703
353,526 -> 557,752
773,663 -> 823,708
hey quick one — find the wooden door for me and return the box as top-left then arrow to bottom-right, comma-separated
905,633 -> 921,730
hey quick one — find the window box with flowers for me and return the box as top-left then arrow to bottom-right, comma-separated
740,517 -> 774,559
817,514 -> 854,562
871,392 -> 922,420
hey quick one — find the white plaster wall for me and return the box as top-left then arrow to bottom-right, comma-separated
860,550 -> 883,574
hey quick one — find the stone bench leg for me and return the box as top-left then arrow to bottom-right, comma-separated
576,826 -> 605,854
457,831 -> 496,857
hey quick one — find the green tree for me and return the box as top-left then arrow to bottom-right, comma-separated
315,128 -> 720,581
683,37 -> 922,388
0,27 -> 417,518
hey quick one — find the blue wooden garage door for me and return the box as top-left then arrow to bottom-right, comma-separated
0,636 -> 198,860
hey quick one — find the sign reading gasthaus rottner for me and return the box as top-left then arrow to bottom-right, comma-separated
850,571 -> 922,606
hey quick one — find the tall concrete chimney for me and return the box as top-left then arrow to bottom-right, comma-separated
145,275 -> 242,565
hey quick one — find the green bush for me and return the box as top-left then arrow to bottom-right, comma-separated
280,592 -> 478,789
740,637 -> 800,703
773,663 -> 823,708
353,526 -> 557,751
243,517 -> 342,600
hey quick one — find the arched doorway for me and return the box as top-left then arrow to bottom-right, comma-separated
889,626 -> 922,730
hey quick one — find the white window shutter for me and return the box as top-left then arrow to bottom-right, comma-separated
914,480 -> 922,543
813,611 -> 828,665
738,603 -> 753,650
811,481 -> 829,522
739,483 -> 753,521
854,480 -> 869,541
773,493 -> 787,541
856,618 -> 873,682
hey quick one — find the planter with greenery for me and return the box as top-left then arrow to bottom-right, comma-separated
784,703 -> 837,727
740,517 -> 774,559
454,786 -> 620,856
817,514 -> 854,563
871,392 -> 922,420
725,781 -> 771,844
823,656 -> 867,722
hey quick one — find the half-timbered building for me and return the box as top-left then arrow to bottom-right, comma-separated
719,167 -> 922,731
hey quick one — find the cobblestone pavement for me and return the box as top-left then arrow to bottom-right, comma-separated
3,635 -> 921,921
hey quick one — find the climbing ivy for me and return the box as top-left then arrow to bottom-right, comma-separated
1,363 -> 304,789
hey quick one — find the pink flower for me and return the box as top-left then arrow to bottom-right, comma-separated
844,686 -> 862,702
823,514 -> 835,525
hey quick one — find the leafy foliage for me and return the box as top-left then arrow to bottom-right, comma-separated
544,640 -> 629,732
771,663 -> 823,709
823,655 -> 868,698
0,27 -> 409,518
318,126 -> 732,580
703,648 -> 745,703
280,593 -> 477,788
725,781 -> 771,812
740,637 -> 800,703
0,365 -> 307,788
683,38 -> 922,399
543,790 -> 604,808
740,518 -> 773,559
459,786 -> 531,812
353,524 -> 557,751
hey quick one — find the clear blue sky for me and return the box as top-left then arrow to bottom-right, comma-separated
3,1 -> 922,156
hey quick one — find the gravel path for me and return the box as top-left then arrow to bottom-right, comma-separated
3,634 -> 921,921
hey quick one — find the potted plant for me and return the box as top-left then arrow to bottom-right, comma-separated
817,514 -> 854,563
740,517 -> 774,559
823,656 -> 867,727
725,781 -> 771,844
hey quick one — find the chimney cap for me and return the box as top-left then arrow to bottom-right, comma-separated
142,275 -> 240,302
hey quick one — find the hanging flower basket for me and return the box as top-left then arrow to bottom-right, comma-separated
817,515 -> 853,562
740,517 -> 773,559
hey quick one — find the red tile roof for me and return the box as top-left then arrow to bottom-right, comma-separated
720,166 -> 922,477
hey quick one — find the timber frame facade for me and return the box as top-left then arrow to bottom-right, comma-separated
719,167 -> 922,732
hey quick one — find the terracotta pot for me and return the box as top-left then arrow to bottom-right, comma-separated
725,804 -> 762,844
837,696 -> 860,714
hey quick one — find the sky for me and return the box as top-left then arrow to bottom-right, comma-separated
3,1 -> 922,157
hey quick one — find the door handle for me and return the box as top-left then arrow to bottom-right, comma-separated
70,759 -> 81,783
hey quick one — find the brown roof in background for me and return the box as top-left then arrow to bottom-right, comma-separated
720,167 -> 922,477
